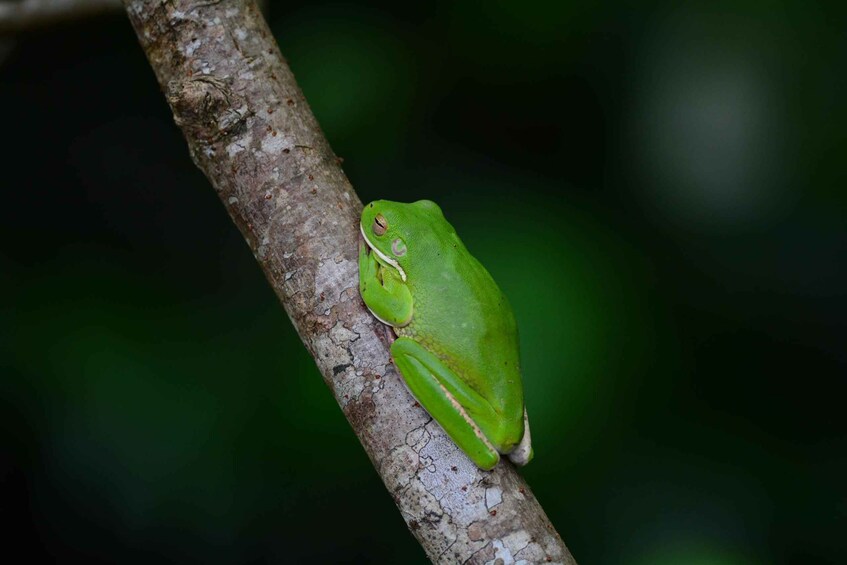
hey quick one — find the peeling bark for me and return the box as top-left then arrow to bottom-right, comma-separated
122,1 -> 576,563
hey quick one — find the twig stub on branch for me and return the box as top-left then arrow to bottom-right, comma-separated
167,76 -> 249,143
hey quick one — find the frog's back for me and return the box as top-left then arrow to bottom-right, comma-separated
397,236 -> 525,445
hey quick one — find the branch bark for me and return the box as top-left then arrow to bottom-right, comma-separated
122,2 -> 576,563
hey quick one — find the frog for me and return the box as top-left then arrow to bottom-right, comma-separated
358,199 -> 532,470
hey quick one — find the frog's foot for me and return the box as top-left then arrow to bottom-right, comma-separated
358,239 -> 413,327
507,408 -> 533,466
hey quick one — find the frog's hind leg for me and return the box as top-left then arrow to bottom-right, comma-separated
507,408 -> 533,466
391,337 -> 500,470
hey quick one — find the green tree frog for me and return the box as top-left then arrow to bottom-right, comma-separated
358,200 -> 532,470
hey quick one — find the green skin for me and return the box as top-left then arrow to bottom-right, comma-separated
359,199 -> 532,470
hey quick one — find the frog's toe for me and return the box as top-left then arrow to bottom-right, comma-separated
506,409 -> 533,466
507,444 -> 533,466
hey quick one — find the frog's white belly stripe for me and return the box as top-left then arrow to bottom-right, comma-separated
360,225 -> 407,282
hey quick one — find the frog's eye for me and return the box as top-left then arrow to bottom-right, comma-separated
373,214 -> 388,236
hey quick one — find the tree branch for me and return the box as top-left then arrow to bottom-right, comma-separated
122,1 -> 576,563
0,0 -> 266,33
0,0 -> 120,32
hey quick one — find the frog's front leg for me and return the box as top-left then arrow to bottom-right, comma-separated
390,337 -> 502,470
359,240 -> 413,326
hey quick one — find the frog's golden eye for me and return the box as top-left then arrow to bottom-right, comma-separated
373,214 -> 388,236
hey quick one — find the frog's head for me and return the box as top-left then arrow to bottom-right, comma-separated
360,199 -> 448,282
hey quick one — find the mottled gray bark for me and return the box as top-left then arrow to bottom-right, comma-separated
123,1 -> 576,563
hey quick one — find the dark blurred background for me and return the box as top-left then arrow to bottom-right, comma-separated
1,1 -> 845,563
